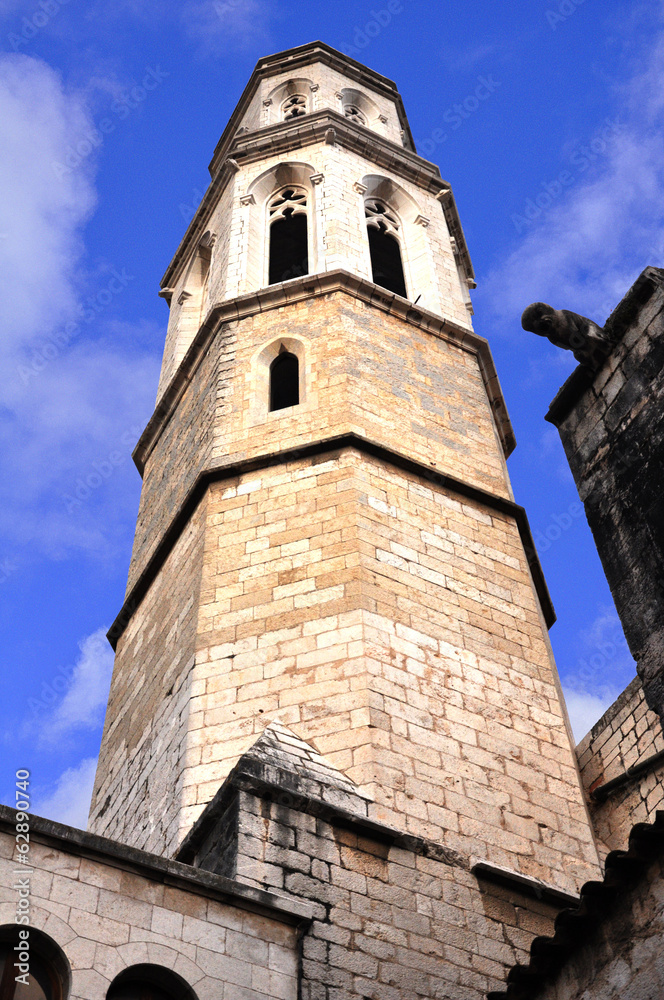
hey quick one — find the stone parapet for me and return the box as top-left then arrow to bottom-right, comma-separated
547,267 -> 664,721
576,675 -> 664,855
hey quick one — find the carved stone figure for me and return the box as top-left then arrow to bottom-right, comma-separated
521,301 -> 612,367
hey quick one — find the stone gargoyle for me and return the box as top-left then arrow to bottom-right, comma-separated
521,302 -> 612,368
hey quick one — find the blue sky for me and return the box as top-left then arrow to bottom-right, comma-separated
1,0 -> 660,827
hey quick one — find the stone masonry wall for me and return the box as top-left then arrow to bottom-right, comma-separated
131,294 -> 510,593
127,318 -> 236,595
577,675 -> 664,855
220,788 -> 563,1000
532,850 -> 664,1000
548,269 -> 664,719
0,821 -> 301,1000
171,448 -> 598,888
89,497 -> 207,852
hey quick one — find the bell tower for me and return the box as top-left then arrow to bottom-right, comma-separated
89,42 -> 600,896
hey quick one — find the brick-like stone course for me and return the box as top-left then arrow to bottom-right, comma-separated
94,444 -> 599,889
576,674 -> 664,855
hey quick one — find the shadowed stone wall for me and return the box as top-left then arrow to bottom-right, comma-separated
546,267 -> 664,723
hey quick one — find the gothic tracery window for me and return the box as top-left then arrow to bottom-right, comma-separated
365,199 -> 407,298
268,187 -> 309,285
281,94 -> 307,120
344,104 -> 366,125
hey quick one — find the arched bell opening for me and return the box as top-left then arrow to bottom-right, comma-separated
268,187 -> 309,285
365,200 -> 407,298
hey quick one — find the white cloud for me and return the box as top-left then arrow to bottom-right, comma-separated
481,26 -> 664,327
38,628 -> 113,746
562,686 -> 620,744
31,757 -> 98,830
0,54 -> 97,367
560,606 -> 636,742
0,53 -> 161,560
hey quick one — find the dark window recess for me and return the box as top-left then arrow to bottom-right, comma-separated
270,352 -> 299,411
268,213 -> 308,285
368,225 -> 407,298
107,964 -> 198,1000
0,928 -> 66,1000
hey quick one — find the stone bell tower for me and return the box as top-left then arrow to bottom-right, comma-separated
89,41 -> 600,897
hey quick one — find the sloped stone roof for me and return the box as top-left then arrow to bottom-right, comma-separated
233,720 -> 373,817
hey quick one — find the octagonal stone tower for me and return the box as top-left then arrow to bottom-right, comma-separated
89,42 -> 600,896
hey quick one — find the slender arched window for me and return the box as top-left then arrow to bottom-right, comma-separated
107,964 -> 198,1000
365,200 -> 407,298
281,94 -> 307,120
0,927 -> 68,1000
270,350 -> 299,411
268,188 -> 309,285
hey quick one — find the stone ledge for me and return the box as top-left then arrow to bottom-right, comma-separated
471,859 -> 580,910
176,757 -> 467,873
0,804 -> 314,926
140,270 -> 511,473
108,433 -> 555,648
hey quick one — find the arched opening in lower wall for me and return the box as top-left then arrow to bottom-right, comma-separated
107,964 -> 199,1000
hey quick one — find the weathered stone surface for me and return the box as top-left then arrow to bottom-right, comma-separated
547,267 -> 664,722
0,807 -> 304,1000
576,674 -> 664,857
181,727 -> 574,1000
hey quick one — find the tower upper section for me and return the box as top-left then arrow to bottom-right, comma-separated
156,42 -> 476,398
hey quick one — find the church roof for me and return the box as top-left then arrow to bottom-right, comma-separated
488,810 -> 664,1000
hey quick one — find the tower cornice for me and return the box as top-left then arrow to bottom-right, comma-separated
207,40 -> 416,178
142,269 -> 512,475
109,433 -> 554,651
161,110 -> 474,294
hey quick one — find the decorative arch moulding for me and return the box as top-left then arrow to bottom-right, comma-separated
162,108 -> 474,293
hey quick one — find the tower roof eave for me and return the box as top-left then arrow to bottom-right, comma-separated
207,40 -> 417,178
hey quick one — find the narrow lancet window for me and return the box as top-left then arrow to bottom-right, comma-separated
365,199 -> 407,298
270,350 -> 299,411
268,188 -> 309,285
